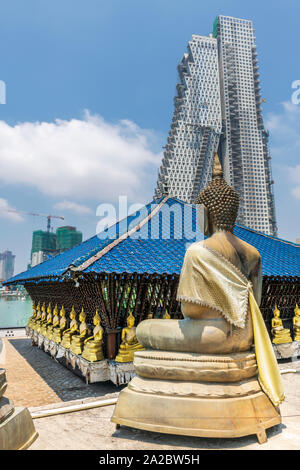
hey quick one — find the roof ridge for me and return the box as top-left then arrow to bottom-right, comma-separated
235,224 -> 300,248
70,196 -> 169,273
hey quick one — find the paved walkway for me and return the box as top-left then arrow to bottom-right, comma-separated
0,338 -> 120,407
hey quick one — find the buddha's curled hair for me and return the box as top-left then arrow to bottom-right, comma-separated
197,153 -> 239,233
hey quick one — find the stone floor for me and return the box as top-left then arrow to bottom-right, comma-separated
1,336 -> 300,450
0,337 -> 121,407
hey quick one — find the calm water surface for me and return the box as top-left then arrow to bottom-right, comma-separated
0,297 -> 32,328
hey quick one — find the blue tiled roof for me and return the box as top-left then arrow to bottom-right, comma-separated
5,197 -> 300,284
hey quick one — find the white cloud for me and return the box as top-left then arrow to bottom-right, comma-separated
53,200 -> 93,215
0,111 -> 163,203
0,198 -> 24,222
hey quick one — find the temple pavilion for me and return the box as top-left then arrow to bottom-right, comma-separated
5,196 -> 300,364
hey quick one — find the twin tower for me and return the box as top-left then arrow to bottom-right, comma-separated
155,15 -> 277,236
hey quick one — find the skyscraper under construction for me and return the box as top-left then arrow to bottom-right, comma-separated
155,15 -> 277,235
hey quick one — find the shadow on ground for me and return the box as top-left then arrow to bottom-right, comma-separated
8,338 -> 123,402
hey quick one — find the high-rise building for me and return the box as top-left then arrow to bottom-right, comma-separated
215,15 -> 276,235
56,226 -> 82,252
30,226 -> 82,267
155,15 -> 277,235
31,230 -> 57,267
155,34 -> 222,203
0,250 -> 15,282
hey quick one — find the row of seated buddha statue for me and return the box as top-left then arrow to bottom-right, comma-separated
27,301 -> 152,363
27,302 -> 104,362
271,304 -> 300,344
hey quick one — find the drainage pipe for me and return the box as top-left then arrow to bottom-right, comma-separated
30,397 -> 118,419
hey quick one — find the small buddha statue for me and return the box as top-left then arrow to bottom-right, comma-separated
69,307 -> 88,355
293,304 -> 300,342
52,304 -> 68,344
147,313 -> 153,319
31,301 -> 41,330
115,311 -> 145,363
61,306 -> 79,349
40,303 -> 52,337
46,304 -> 60,340
162,309 -> 171,319
82,310 -> 104,362
27,302 -> 37,329
36,302 -> 47,333
271,305 -> 292,344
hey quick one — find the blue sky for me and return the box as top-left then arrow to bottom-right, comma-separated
0,0 -> 299,274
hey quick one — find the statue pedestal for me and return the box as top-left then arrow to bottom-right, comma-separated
43,337 -> 50,352
273,341 -> 300,359
49,340 -> 58,358
112,350 -> 281,444
77,357 -> 109,383
0,406 -> 38,450
37,333 -> 45,349
32,330 -> 39,345
108,361 -> 136,386
0,368 -> 38,450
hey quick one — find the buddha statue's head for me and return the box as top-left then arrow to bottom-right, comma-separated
37,301 -> 41,312
295,304 -> 300,317
59,305 -> 65,317
94,310 -> 101,326
273,304 -> 280,318
47,303 -> 52,315
69,305 -> 76,319
60,305 -> 66,317
127,312 -> 135,328
79,307 -> 86,322
42,302 -> 46,313
197,152 -> 239,236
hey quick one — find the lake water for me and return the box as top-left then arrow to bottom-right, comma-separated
0,297 -> 32,328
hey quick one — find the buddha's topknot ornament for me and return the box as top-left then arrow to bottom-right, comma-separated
197,152 -> 239,232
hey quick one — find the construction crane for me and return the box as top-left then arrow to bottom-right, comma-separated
3,209 -> 64,232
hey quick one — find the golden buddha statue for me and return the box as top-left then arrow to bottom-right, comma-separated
36,302 -> 47,333
293,304 -> 300,341
31,301 -> 41,330
82,310 -> 104,362
162,309 -> 170,319
271,305 -> 292,344
69,307 -> 88,355
40,303 -> 52,337
46,304 -> 61,340
112,152 -> 284,444
52,304 -> 68,344
61,306 -> 79,349
27,301 -> 37,329
115,312 -> 145,363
